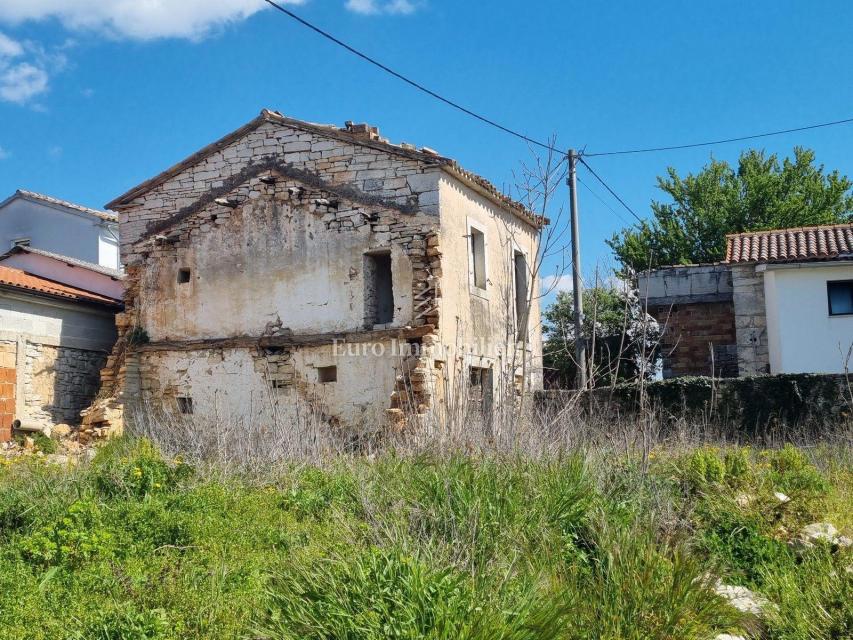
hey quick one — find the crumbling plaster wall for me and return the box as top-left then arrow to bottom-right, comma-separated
135,341 -> 404,427
436,175 -> 543,401
135,175 -> 439,339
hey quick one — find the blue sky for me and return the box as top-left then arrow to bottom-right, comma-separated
1,0 -> 852,297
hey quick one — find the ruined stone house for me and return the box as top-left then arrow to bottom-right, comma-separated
93,109 -> 544,431
639,223 -> 853,378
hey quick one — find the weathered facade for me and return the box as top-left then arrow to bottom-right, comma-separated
640,224 -> 853,378
94,110 -> 543,432
0,260 -> 121,440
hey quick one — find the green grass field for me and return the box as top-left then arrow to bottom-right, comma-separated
0,438 -> 850,639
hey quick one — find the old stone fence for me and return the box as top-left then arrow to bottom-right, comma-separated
537,374 -> 852,435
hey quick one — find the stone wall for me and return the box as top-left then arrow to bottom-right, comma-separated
538,373 -> 852,435
731,264 -> 770,375
116,115 -> 444,265
22,343 -> 107,427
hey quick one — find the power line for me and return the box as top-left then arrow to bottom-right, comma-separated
260,0 -> 561,154
577,157 -> 644,223
577,176 -> 632,226
585,116 -> 853,157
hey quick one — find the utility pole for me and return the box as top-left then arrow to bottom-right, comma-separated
567,149 -> 587,390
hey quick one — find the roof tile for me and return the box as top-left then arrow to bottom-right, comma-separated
0,265 -> 121,306
725,222 -> 853,264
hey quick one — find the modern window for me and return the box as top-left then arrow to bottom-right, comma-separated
513,250 -> 529,339
827,280 -> 853,316
364,252 -> 394,326
469,227 -> 486,290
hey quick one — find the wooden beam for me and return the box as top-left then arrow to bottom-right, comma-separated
136,325 -> 435,353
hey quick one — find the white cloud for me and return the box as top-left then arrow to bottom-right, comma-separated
0,31 -> 23,57
0,61 -> 48,103
0,1 -> 308,41
0,145 -> 10,160
346,0 -> 420,15
541,274 -> 573,295
0,31 -> 54,104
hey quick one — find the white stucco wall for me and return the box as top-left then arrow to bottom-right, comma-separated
0,252 -> 124,300
436,175 -> 543,396
763,262 -> 853,374
0,196 -> 119,269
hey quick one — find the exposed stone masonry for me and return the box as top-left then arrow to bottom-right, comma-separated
116,116 -> 445,265
731,264 -> 770,375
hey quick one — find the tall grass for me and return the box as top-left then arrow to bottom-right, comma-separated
0,397 -> 850,639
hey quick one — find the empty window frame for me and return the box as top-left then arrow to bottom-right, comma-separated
827,280 -> 853,316
364,252 -> 394,326
176,397 -> 194,415
177,268 -> 191,284
468,365 -> 494,422
317,365 -> 337,383
513,250 -> 529,339
469,226 -> 487,291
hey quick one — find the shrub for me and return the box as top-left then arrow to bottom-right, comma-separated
91,438 -> 193,499
696,499 -> 794,587
18,500 -> 114,568
33,432 -> 58,455
723,447 -> 752,488
278,466 -> 360,521
685,447 -> 726,490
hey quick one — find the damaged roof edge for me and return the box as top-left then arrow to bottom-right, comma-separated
105,109 -> 543,228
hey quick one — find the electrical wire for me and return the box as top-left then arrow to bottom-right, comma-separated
577,157 -> 644,223
260,0 -> 562,154
577,176 -> 632,226
584,116 -> 853,157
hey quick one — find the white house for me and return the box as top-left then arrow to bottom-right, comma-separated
0,190 -> 120,270
639,223 -> 853,377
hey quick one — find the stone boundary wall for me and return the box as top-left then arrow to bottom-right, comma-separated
537,373 -> 852,434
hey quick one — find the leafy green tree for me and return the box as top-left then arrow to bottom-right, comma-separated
543,286 -> 659,388
608,148 -> 853,273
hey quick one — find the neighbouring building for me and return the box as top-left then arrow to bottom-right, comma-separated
0,248 -> 123,441
91,109 -> 543,432
639,223 -> 853,378
0,190 -> 120,270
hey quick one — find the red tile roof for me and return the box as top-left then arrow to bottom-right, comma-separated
725,223 -> 853,264
0,265 -> 122,306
